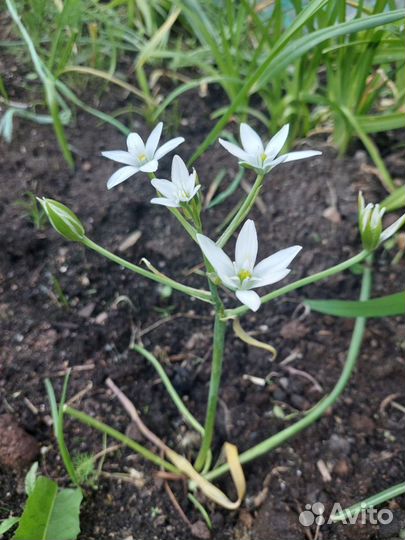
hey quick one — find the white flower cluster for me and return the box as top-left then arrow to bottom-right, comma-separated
101,122 -> 322,311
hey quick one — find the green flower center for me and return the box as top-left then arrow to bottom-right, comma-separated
138,153 -> 147,162
238,269 -> 252,282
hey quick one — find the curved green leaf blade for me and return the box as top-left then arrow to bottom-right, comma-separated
382,186 -> 405,212
0,517 -> 20,536
306,292 -> 405,318
189,8 -> 405,164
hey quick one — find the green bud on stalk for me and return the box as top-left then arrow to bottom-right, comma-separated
38,198 -> 85,242
358,192 -> 385,251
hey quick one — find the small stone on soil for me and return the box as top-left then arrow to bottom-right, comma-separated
0,414 -> 39,470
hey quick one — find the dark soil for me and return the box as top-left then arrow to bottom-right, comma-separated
1,55 -> 405,540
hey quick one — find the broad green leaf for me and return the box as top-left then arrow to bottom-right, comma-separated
12,476 -> 82,540
306,292 -> 405,318
0,517 -> 20,535
13,477 -> 57,540
46,489 -> 83,540
382,187 -> 405,212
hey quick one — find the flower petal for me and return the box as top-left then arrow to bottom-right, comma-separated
171,155 -> 190,189
218,138 -> 250,161
235,219 -> 258,272
151,197 -> 180,208
251,268 -> 291,288
263,154 -> 288,170
151,179 -> 179,199
253,245 -> 302,280
380,214 -> 405,242
240,123 -> 264,155
101,150 -> 138,166
145,122 -> 163,157
154,137 -> 185,160
235,289 -> 261,312
282,150 -> 322,163
186,169 -> 198,194
264,124 -> 289,160
127,132 -> 145,155
106,166 -> 138,189
196,234 -> 234,284
139,159 -> 158,172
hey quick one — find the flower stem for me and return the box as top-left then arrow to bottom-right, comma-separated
82,237 -> 213,304
217,174 -> 264,248
131,344 -> 205,436
205,255 -> 373,481
64,405 -> 179,473
331,481 -> 405,522
224,249 -> 369,319
194,284 -> 227,471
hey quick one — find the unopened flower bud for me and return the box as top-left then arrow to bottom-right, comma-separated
38,198 -> 85,242
358,192 -> 385,251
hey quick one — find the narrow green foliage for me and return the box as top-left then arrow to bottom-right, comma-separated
306,291 -> 405,318
14,192 -> 47,230
0,517 -> 20,536
331,482 -> 405,523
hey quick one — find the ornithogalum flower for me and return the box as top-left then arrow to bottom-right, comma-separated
151,155 -> 200,208
197,220 -> 301,312
102,122 -> 184,189
219,123 -> 321,174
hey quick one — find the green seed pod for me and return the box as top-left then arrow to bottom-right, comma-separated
38,198 -> 85,242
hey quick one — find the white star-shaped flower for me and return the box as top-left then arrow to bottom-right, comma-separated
102,122 -> 184,189
151,155 -> 200,208
197,219 -> 302,312
219,123 -> 321,174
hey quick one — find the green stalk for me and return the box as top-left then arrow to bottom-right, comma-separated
224,249 -> 369,319
45,374 -> 79,485
339,105 -> 395,193
205,256 -> 373,481
82,237 -> 212,304
5,0 -> 74,167
131,344 -> 205,436
217,174 -> 264,248
331,482 -> 405,522
169,207 -> 198,240
64,406 -> 178,474
194,284 -> 227,471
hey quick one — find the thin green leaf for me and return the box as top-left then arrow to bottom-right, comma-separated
306,291 -> 405,318
339,105 -> 395,192
382,186 -> 405,212
208,168 -> 245,209
331,482 -> 405,522
357,112 -> 405,133
189,8 -> 405,164
0,517 -> 20,535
